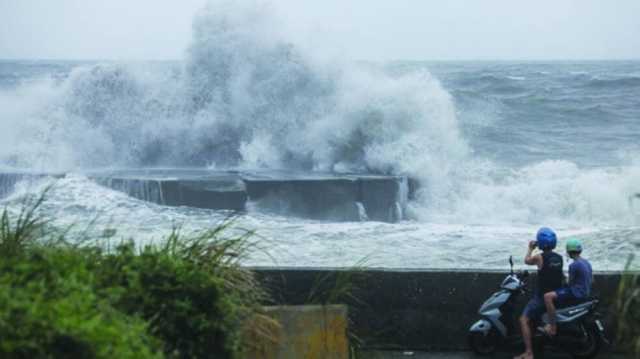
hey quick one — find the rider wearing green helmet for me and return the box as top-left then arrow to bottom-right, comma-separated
542,237 -> 593,336
566,238 -> 583,253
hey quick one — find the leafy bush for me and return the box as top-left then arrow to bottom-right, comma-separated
0,246 -> 163,359
0,194 -> 265,359
92,239 -> 248,358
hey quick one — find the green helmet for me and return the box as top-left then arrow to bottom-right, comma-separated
566,238 -> 583,253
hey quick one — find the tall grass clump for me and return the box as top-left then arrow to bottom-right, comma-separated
306,258 -> 369,306
616,255 -> 640,358
0,192 -> 266,359
305,258 -> 369,356
0,190 -> 48,256
91,224 -> 266,358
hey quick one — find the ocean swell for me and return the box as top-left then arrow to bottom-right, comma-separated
0,1 -> 639,227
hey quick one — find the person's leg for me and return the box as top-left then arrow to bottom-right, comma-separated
543,291 -> 558,336
515,298 -> 542,359
519,315 -> 534,359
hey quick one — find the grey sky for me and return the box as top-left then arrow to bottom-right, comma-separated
1,0 -> 639,61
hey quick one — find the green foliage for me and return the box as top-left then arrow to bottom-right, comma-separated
616,255 -> 640,358
92,239 -> 248,358
0,199 -> 264,359
0,246 -> 163,359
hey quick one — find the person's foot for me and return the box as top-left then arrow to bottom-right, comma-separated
544,323 -> 557,336
514,352 -> 534,359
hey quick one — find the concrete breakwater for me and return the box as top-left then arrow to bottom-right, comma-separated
0,169 -> 409,222
253,268 -> 624,351
0,171 -> 64,198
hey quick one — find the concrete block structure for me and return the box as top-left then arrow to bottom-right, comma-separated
244,305 -> 349,359
0,169 -> 410,222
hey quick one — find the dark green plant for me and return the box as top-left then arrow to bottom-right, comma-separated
0,245 -> 163,359
1,193 -> 266,359
91,224 -> 265,359
616,255 -> 640,358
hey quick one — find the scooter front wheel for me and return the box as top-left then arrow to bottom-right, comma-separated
468,330 -> 498,355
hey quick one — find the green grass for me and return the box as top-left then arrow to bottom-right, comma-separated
616,255 -> 640,358
0,188 -> 49,255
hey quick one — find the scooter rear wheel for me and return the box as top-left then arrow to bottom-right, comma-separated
568,324 -> 601,359
468,330 -> 498,355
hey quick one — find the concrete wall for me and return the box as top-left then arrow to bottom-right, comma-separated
245,178 -> 361,221
244,305 -> 349,359
90,170 -> 408,222
0,169 -> 410,222
0,172 -> 63,198
253,268 -> 623,350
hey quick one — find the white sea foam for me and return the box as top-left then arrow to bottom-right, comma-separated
415,160 -> 640,226
0,1 -> 467,178
1,175 -> 637,270
0,0 -> 639,233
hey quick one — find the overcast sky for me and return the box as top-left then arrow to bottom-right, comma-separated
1,0 -> 639,61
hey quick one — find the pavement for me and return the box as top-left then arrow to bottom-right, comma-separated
360,350 -> 626,358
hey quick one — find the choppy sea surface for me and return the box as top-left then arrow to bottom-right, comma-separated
1,9 -> 639,270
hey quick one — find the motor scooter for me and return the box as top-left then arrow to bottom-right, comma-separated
468,256 -> 607,358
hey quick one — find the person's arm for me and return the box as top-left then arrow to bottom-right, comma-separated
524,240 -> 542,268
568,262 -> 575,286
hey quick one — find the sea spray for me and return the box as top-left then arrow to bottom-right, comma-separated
0,1 -> 467,180
0,1 -> 639,228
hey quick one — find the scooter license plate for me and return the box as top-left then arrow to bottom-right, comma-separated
595,319 -> 604,332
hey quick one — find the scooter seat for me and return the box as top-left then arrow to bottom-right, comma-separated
555,301 -> 595,322
541,300 -> 596,324
555,297 -> 590,309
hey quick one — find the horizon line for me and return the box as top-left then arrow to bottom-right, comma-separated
1,57 -> 640,63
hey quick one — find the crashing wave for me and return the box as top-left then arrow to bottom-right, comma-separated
1,1 -> 639,226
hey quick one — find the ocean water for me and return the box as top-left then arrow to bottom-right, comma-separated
1,4 -> 639,269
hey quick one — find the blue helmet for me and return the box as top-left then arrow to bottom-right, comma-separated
536,227 -> 557,250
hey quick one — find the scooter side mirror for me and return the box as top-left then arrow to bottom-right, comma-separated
509,255 -> 514,274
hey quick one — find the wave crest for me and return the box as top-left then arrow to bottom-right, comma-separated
0,1 -> 468,182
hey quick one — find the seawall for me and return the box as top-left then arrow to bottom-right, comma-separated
253,268 -> 623,350
0,169 -> 410,223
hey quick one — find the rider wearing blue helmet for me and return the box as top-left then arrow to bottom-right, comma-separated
515,227 -> 564,359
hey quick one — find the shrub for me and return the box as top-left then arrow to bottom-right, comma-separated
0,246 -> 163,359
92,242 -> 233,358
1,194 -> 265,359
91,226 -> 264,359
